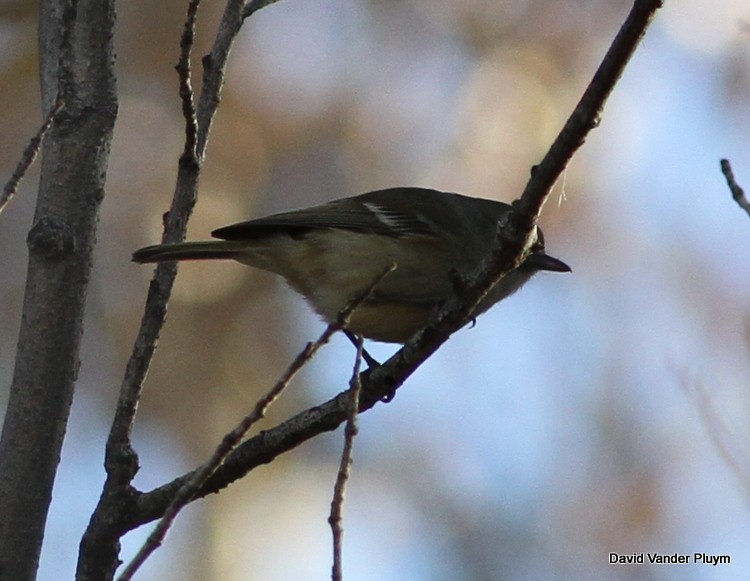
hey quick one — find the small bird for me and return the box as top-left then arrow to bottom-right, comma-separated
133,187 -> 570,343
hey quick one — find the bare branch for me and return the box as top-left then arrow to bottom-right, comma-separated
176,0 -> 201,162
720,158 -> 750,218
388,0 -> 666,394
116,263 -> 394,580
243,0 -> 286,20
0,99 -> 64,217
0,0 -> 117,577
195,0 -> 247,156
102,0 -> 248,489
114,1 -> 665,532
329,336 -> 364,581
517,0 -> 663,221
79,1 -> 259,578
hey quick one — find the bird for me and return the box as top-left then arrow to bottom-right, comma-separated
133,187 -> 570,344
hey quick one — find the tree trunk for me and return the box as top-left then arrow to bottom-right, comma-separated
0,1 -> 117,579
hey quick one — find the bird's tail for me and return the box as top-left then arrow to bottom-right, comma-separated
132,240 -> 249,263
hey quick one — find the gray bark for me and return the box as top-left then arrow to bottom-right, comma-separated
0,1 -> 117,579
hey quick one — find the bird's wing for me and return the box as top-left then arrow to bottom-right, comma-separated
212,188 -> 442,240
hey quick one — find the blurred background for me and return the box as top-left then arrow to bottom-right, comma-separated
2,0 -> 750,579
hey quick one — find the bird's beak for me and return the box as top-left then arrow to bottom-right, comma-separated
525,252 -> 571,273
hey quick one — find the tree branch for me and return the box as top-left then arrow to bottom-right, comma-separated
176,0 -> 201,163
123,0 -> 665,529
242,0 -> 286,20
116,264 -> 394,580
515,0 -> 663,221
0,0 -> 117,578
0,99 -> 64,216
329,337 -> 364,581
720,158 -> 750,218
78,1 -> 253,579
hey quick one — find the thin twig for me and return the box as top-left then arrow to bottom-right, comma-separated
0,100 -> 64,216
242,0 -> 285,20
720,159 -> 750,218
116,264 -> 394,581
402,0 -> 666,376
195,0 -> 247,156
329,335 -> 364,581
103,0 -> 246,483
176,0 -> 201,162
516,0 -> 663,220
81,1 -> 255,577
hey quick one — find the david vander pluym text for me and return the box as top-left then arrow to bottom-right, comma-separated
609,552 -> 730,566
